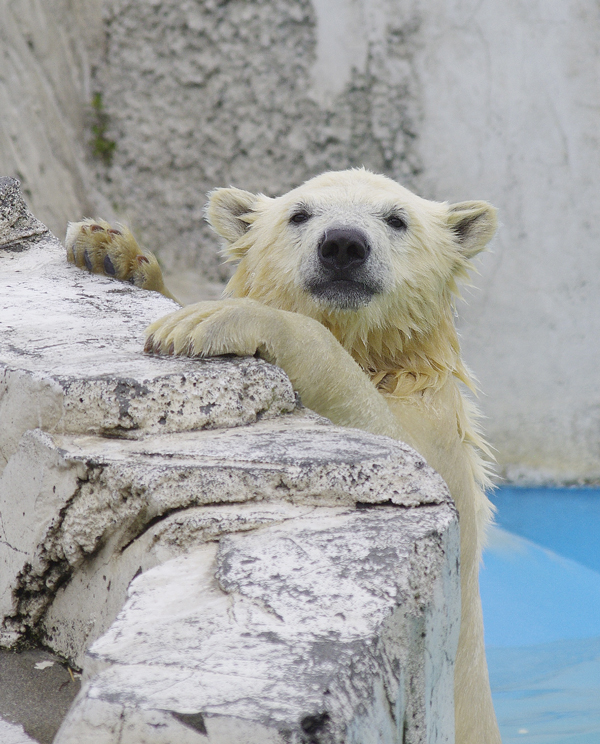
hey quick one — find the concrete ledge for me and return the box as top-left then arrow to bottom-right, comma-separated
0,417 -> 451,665
55,505 -> 459,744
0,179 -> 297,470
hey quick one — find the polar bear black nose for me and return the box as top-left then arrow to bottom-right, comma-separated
318,228 -> 370,272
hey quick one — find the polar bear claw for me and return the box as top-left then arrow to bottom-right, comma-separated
65,218 -> 177,301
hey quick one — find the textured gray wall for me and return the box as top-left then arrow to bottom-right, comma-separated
410,0 -> 600,484
93,0 -> 422,279
0,0 -> 104,236
1,0 -> 599,482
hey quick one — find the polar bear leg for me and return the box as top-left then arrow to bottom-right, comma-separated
455,566 -> 502,744
145,298 -> 412,442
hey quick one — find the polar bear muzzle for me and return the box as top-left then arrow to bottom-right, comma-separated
305,225 -> 383,310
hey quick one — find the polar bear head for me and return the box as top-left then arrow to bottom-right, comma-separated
207,169 -> 496,374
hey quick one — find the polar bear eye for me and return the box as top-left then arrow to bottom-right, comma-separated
289,210 -> 312,225
385,214 -> 408,231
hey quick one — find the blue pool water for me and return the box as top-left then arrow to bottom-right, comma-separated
481,487 -> 600,744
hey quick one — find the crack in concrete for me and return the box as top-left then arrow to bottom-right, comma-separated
0,539 -> 27,555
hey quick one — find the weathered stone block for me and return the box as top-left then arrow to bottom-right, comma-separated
0,415 -> 450,665
0,178 -> 48,247
55,504 -> 459,744
0,181 -> 297,473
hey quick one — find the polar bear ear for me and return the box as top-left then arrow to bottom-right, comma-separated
447,201 -> 498,259
206,188 -> 259,243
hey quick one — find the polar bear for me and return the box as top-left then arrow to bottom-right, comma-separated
66,169 -> 500,744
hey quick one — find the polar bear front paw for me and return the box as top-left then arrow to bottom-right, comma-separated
143,299 -> 277,359
65,219 -> 172,298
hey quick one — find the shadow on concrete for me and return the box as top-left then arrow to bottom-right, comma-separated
0,649 -> 81,744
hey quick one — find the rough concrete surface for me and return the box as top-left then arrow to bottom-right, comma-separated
0,417 -> 450,665
0,181 -> 460,742
0,176 -> 297,472
0,0 -> 106,237
92,0 -> 422,280
55,506 -> 459,744
0,177 -> 48,247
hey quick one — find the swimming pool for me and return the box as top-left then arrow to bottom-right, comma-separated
481,487 -> 600,744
